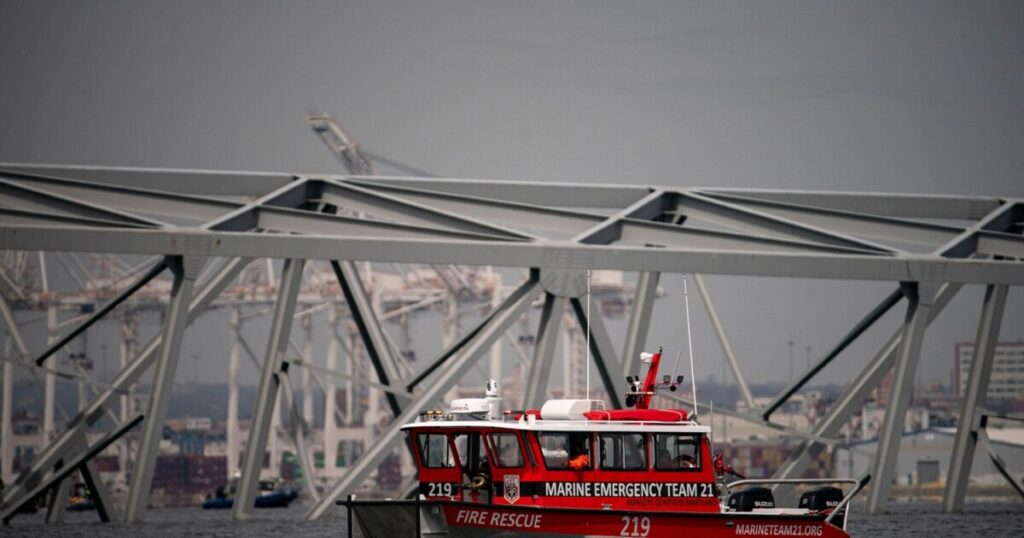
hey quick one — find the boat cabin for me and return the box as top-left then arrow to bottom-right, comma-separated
402,380 -> 720,512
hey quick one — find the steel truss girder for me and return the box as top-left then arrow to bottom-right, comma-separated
6,225 -> 1023,284
766,200 -> 1021,440
305,276 -> 542,520
125,255 -> 204,523
233,258 -> 305,520
0,257 -> 250,513
942,284 -> 1009,512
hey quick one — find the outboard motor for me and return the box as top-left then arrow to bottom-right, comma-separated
727,487 -> 775,511
799,486 -> 845,525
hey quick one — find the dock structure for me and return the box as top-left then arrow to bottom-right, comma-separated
0,144 -> 1022,523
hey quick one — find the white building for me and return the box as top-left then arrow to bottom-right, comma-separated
955,342 -> 1024,399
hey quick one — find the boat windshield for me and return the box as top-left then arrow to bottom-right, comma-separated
599,433 -> 647,470
538,432 -> 592,470
653,433 -> 701,470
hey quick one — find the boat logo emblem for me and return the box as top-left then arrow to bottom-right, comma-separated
503,474 -> 520,504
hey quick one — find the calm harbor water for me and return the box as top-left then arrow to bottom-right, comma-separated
2,501 -> 1022,537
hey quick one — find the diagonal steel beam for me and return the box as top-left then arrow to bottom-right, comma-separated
573,190 -> 670,244
676,191 -> 897,253
621,272 -> 659,377
321,180 -> 530,240
0,176 -> 165,227
233,258 -> 305,520
348,179 -> 607,238
523,293 -> 565,408
0,206 -> 149,228
79,448 -> 117,522
278,367 -> 321,504
125,255 -> 204,523
346,175 -> 652,208
978,426 -> 1024,500
205,178 -> 315,232
942,283 -> 1008,512
762,288 -> 904,420
0,414 -> 143,524
331,260 -> 403,416
35,260 -> 168,366
693,274 -> 755,410
305,275 -> 542,520
700,191 -> 965,248
569,296 -> 628,409
0,163 -> 295,197
256,205 -> 518,242
0,168 -> 241,222
616,217 -> 882,254
699,188 -> 1003,220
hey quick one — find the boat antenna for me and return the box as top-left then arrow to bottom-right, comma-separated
586,269 -> 591,401
683,274 -> 699,421
671,349 -> 683,379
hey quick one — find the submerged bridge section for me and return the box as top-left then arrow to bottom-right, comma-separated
0,162 -> 1022,523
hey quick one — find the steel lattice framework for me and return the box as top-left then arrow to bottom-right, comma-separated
0,162 -> 1022,523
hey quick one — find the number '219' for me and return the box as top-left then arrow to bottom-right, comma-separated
620,516 -> 651,537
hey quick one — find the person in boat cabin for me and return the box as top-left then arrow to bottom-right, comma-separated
567,434 -> 591,470
654,433 -> 699,470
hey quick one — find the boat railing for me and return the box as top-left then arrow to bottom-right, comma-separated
724,475 -> 870,531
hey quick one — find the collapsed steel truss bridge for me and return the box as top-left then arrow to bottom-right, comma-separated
0,162 -> 1022,523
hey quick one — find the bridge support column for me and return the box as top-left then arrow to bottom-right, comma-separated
865,281 -> 937,514
125,255 -> 203,523
942,284 -> 1008,512
233,258 -> 304,520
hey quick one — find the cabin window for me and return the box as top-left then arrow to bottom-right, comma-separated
488,433 -> 524,468
417,433 -> 455,469
653,433 -> 701,471
599,433 -> 647,470
539,432 -> 592,470
453,432 -> 488,477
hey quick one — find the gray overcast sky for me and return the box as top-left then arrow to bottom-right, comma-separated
1,1 -> 1022,394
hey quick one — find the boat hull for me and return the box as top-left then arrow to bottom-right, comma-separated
201,490 -> 298,509
347,500 -> 849,538
438,502 -> 847,538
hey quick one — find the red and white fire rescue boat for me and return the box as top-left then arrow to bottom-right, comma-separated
340,348 -> 864,537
